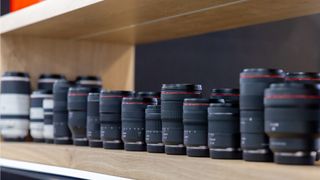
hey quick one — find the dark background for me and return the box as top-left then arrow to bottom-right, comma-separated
135,14 -> 320,96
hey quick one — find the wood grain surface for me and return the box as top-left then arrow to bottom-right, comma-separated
1,142 -> 319,180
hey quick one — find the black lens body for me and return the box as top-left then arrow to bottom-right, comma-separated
210,88 -> 239,104
145,105 -> 164,153
240,68 -> 284,162
122,97 -> 157,151
183,98 -> 209,157
285,72 -> 320,84
137,91 -> 160,103
265,83 -> 320,165
75,76 -> 101,92
87,93 -> 102,147
43,98 -> 54,143
38,74 -> 65,91
68,87 -> 90,146
0,72 -> 31,141
53,80 -> 73,144
100,90 -> 133,149
161,84 -> 202,155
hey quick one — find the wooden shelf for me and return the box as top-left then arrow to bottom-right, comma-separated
1,0 -> 320,44
1,142 -> 320,180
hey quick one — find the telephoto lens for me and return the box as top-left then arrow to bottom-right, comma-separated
208,103 -> 241,159
285,72 -> 320,84
210,88 -> 239,104
87,93 -> 102,147
161,84 -> 202,155
240,68 -> 285,162
30,90 -> 52,142
183,98 -> 209,157
100,90 -> 133,149
68,87 -> 90,146
38,74 -> 65,91
265,83 -> 320,165
122,97 -> 157,151
53,80 -> 73,144
43,98 -> 54,143
0,72 -> 31,141
145,105 -> 164,153
76,76 -> 102,92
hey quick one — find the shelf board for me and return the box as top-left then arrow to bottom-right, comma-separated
1,0 -> 320,44
1,142 -> 320,180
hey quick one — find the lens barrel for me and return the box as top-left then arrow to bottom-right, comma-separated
137,91 -> 160,103
240,68 -> 284,162
38,74 -> 65,91
145,105 -> 164,153
0,72 -> 31,141
285,72 -> 320,84
53,80 -> 73,144
210,88 -> 239,104
161,84 -> 202,155
265,83 -> 320,165
43,98 -> 54,143
122,97 -> 157,151
100,90 -> 133,149
76,76 -> 102,92
183,98 -> 209,157
87,93 -> 102,147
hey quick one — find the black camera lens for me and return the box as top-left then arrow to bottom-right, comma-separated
161,84 -> 202,155
30,90 -> 52,142
43,98 -> 54,143
145,105 -> 164,153
183,98 -> 209,157
76,75 -> 102,92
210,88 -> 239,104
285,72 -> 320,84
0,72 -> 31,141
53,80 -> 73,144
122,97 -> 157,151
265,83 -> 320,165
38,74 -> 65,91
100,90 -> 133,149
137,91 -> 160,103
87,93 -> 102,147
208,103 -> 242,159
240,68 -> 284,162
68,87 -> 90,146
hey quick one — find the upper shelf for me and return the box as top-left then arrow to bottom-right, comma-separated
1,0 -> 320,44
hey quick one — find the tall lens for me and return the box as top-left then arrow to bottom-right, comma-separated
100,90 -> 133,149
208,103 -> 241,159
68,87 -> 90,146
30,90 -> 52,142
285,72 -> 320,84
43,98 -> 54,143
53,80 -> 72,144
87,93 -> 102,147
122,97 -> 157,151
240,68 -> 284,162
76,75 -> 101,92
265,83 -> 320,165
145,105 -> 164,153
0,72 -> 31,141
38,74 -> 65,91
210,88 -> 239,104
183,98 -> 209,157
161,84 -> 202,155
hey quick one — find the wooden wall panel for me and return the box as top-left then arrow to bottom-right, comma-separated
0,35 -> 134,90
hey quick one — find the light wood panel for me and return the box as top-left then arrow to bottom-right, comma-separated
2,0 -> 320,44
0,35 -> 134,90
0,142 -> 319,180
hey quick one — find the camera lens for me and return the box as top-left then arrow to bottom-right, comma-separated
68,87 -> 90,146
208,103 -> 241,159
137,91 -> 160,103
76,76 -> 102,92
285,72 -> 320,84
0,72 -> 31,141
161,84 -> 202,155
87,93 -> 102,147
43,98 -> 54,143
100,90 -> 133,149
122,97 -> 157,151
210,88 -> 239,104
145,105 -> 164,153
240,68 -> 284,162
53,80 -> 73,144
30,90 -> 52,142
38,74 -> 65,91
265,83 -> 320,165
183,98 -> 209,157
